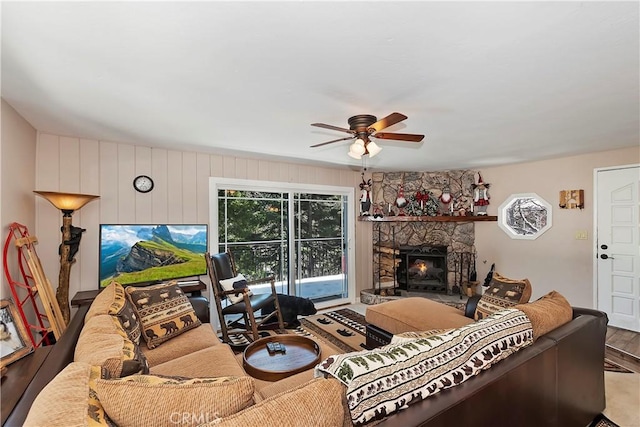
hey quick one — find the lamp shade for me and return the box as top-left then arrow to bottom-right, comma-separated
348,148 -> 363,159
34,191 -> 100,212
366,141 -> 382,157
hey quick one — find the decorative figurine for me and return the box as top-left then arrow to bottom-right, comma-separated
359,174 -> 372,216
439,184 -> 452,215
395,184 -> 408,216
373,203 -> 384,219
472,173 -> 491,216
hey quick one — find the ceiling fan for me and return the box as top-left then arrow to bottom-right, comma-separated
310,112 -> 425,159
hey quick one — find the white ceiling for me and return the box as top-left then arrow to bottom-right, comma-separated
2,1 -> 638,172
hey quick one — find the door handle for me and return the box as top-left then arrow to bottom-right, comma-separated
600,254 -> 615,260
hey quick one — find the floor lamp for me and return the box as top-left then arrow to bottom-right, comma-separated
34,191 -> 99,324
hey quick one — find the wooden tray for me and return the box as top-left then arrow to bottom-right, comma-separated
243,335 -> 321,381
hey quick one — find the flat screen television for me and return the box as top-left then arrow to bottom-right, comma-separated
99,224 -> 208,288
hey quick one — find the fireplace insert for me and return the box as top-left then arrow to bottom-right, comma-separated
397,245 -> 448,293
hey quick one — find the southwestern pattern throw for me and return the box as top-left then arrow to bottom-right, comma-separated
315,309 -> 533,425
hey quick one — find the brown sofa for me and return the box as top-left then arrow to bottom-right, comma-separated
8,286 -> 607,427
362,294 -> 608,427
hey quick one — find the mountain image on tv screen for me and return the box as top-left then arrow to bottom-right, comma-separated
99,224 -> 208,287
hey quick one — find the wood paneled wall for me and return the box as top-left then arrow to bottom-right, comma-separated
35,134 -> 373,302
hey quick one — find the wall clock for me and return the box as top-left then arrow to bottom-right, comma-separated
133,175 -> 154,193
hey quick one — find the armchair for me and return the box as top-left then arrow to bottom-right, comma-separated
205,251 -> 284,343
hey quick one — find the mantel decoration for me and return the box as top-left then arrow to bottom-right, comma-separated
395,184 -> 408,216
34,191 -> 100,323
371,170 -> 479,219
406,190 -> 439,217
472,173 -> 491,216
359,174 -> 372,216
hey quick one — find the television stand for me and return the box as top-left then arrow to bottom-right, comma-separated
77,280 -> 207,307
176,279 -> 206,295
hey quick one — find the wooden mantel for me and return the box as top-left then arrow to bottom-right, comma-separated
358,215 -> 497,222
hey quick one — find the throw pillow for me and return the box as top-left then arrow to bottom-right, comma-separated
219,274 -> 253,304
515,290 -> 573,340
203,378 -> 345,427
108,282 -> 142,345
474,272 -> 532,320
125,281 -> 201,349
96,374 -> 254,427
75,314 -> 149,378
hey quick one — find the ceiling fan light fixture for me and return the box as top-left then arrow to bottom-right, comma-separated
366,141 -> 382,157
348,148 -> 363,159
351,140 -> 366,155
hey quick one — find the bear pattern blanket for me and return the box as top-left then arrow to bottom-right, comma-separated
315,308 -> 533,425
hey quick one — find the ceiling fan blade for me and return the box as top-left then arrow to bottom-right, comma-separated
368,112 -> 408,132
310,136 -> 355,148
311,123 -> 354,134
372,132 -> 425,142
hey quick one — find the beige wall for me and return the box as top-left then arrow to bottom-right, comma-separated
33,134 -> 372,303
475,146 -> 639,309
1,100 -> 37,300
18,124 -> 640,312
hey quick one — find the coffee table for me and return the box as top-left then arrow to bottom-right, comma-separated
243,335 -> 321,381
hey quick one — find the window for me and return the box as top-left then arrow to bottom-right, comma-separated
210,178 -> 356,308
498,193 -> 552,240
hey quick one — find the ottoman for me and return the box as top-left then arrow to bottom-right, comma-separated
365,297 -> 476,348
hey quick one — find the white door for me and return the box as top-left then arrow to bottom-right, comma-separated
596,165 -> 640,332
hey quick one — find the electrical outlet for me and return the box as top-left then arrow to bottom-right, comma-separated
575,230 -> 588,240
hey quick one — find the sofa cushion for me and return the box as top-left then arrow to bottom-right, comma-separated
96,374 -> 254,427
75,314 -> 149,377
86,281 -> 119,321
515,290 -> 573,340
142,324 -> 221,367
24,362 -> 113,427
126,281 -> 201,349
203,378 -> 347,427
474,272 -> 532,320
150,345 -> 246,378
365,297 -> 473,334
219,273 -> 253,304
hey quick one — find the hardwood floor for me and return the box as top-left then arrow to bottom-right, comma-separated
605,326 -> 640,373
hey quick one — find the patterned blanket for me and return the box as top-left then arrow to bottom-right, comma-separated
315,309 -> 533,425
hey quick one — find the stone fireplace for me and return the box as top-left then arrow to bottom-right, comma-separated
370,170 -> 478,295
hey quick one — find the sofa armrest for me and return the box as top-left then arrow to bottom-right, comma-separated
4,305 -> 89,427
464,294 -> 481,319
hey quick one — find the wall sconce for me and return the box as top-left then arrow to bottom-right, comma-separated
34,191 -> 99,323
